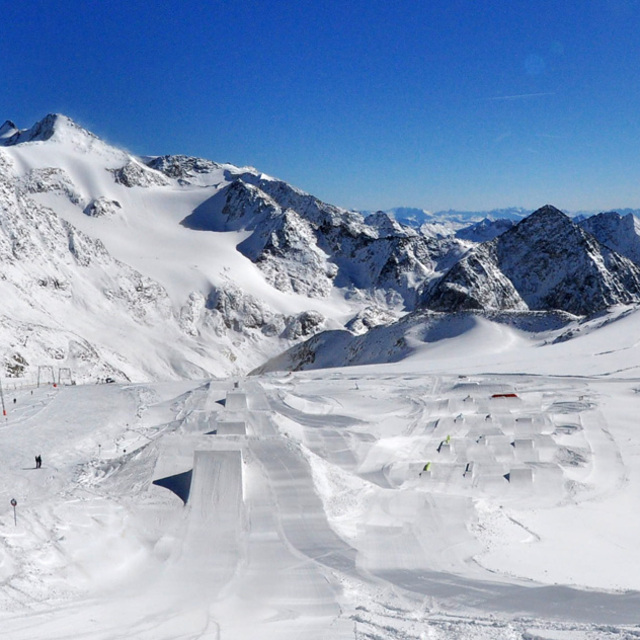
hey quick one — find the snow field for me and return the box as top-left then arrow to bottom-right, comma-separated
0,371 -> 639,638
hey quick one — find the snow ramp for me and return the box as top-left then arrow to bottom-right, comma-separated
179,449 -> 244,587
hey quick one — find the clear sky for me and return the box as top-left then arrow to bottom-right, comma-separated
2,0 -> 640,212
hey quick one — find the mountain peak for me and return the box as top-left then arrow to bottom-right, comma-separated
27,113 -> 66,141
529,204 -> 568,221
0,113 -> 97,147
0,120 -> 17,140
509,204 -> 574,238
426,202 -> 640,315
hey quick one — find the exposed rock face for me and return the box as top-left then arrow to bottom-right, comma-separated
186,177 -> 467,308
345,306 -> 398,334
426,205 -> 640,315
206,284 -> 280,334
145,154 -> 221,181
84,197 -> 122,217
110,160 -> 170,188
239,208 -> 337,298
366,211 -> 416,238
19,168 -> 83,205
204,283 -> 325,340
579,211 -> 640,266
427,243 -> 527,311
0,120 -> 18,142
281,310 -> 325,340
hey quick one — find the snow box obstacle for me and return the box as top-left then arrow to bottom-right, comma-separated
506,466 -> 533,486
225,391 -> 248,412
188,449 -> 244,512
213,420 -> 247,436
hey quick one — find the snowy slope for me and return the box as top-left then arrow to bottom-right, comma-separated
0,114 -> 479,383
2,341 -> 640,638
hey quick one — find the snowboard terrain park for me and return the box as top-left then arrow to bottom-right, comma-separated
1,351 -> 640,639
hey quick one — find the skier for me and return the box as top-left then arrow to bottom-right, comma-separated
35,455 -> 41,469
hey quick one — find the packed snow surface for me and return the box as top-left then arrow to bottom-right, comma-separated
1,322 -> 640,639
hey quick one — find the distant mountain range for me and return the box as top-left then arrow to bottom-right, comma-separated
2,114 -> 640,381
363,205 -> 640,233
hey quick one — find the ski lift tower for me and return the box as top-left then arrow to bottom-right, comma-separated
58,367 -> 73,386
37,365 -> 55,387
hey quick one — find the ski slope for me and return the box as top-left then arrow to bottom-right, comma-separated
0,358 -> 640,638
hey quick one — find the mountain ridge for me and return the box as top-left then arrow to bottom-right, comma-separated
425,205 -> 640,315
2,114 -> 640,382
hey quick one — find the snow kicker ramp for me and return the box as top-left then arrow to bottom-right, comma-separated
179,449 -> 244,588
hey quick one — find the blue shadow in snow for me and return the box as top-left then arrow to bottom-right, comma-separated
152,470 -> 193,504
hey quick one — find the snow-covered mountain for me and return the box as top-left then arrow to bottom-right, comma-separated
0,116 -> 327,381
424,205 -> 640,315
364,206 -> 533,231
4,114 -> 640,385
454,217 -> 514,242
579,210 -> 640,265
0,114 -> 473,383
253,308 -> 577,374
179,177 -> 469,309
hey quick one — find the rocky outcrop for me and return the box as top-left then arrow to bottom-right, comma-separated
145,154 -> 221,180
427,243 -> 527,311
110,160 -> 170,188
19,168 -> 83,205
204,283 -> 325,340
345,306 -> 398,334
239,208 -> 337,298
84,197 -> 122,217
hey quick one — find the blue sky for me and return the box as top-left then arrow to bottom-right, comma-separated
2,0 -> 640,212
